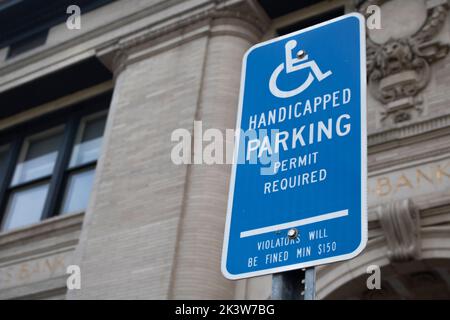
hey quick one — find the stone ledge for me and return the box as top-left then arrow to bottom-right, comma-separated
0,212 -> 84,248
368,114 -> 450,150
0,275 -> 67,300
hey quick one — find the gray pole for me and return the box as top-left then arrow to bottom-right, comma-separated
303,267 -> 316,300
271,267 -> 315,300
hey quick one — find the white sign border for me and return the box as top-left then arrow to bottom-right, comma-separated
221,12 -> 368,280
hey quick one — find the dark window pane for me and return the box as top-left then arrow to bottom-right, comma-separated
2,182 -> 50,231
69,113 -> 106,168
0,146 -> 8,176
11,127 -> 63,185
60,168 -> 95,215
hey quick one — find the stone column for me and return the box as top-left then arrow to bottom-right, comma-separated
168,4 -> 268,300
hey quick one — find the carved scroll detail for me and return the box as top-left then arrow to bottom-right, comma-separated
376,199 -> 421,262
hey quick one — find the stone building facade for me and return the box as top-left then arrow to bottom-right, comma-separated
0,0 -> 449,299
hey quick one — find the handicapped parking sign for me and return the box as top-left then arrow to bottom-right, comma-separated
269,39 -> 332,98
222,13 -> 367,280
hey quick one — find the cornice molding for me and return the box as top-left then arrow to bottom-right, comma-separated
108,0 -> 270,77
368,113 -> 450,149
369,145 -> 450,172
123,2 -> 268,48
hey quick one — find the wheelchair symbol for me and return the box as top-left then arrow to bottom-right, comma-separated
269,40 -> 332,98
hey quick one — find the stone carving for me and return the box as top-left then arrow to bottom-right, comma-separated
375,198 -> 420,262
359,0 -> 449,126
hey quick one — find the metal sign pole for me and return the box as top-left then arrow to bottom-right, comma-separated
271,267 -> 315,300
303,267 -> 316,300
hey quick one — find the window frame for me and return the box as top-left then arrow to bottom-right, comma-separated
68,110 -> 108,170
10,124 -> 65,187
59,110 -> 107,216
0,93 -> 110,231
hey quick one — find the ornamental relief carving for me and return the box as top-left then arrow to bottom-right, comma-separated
375,198 -> 421,262
359,0 -> 449,126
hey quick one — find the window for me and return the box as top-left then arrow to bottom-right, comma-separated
3,182 -> 50,231
61,112 -> 107,215
69,113 -> 106,168
0,96 -> 109,232
3,127 -> 63,230
11,127 -> 64,186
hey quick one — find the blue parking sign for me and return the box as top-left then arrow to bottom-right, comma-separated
222,13 -> 367,280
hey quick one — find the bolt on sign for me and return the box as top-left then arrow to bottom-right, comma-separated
222,13 -> 368,279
